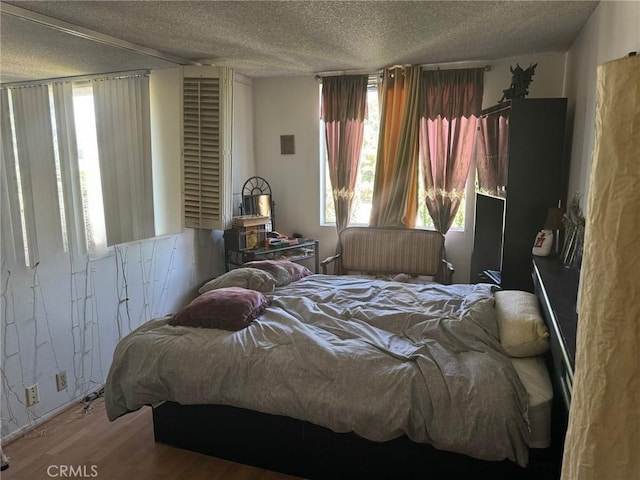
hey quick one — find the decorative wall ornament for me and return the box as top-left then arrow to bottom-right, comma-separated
280,135 -> 295,154
500,63 -> 537,102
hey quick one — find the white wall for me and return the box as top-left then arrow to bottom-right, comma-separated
0,230 -> 218,441
150,67 -> 182,235
231,74 -> 257,212
564,0 -> 640,211
252,76 -> 335,262
253,53 -> 566,282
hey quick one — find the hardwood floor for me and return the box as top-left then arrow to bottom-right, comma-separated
1,398 -> 301,480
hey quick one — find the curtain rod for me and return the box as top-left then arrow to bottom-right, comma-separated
315,63 -> 491,81
1,70 -> 150,89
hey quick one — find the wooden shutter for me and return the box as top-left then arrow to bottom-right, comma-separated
182,67 -> 232,230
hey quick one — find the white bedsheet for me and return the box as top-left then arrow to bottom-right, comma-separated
511,355 -> 553,448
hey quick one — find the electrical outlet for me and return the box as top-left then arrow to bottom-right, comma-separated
56,371 -> 67,391
25,384 -> 39,406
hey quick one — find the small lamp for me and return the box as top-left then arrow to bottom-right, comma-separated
544,206 -> 564,255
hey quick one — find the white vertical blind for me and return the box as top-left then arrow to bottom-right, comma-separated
92,75 -> 155,246
182,66 -> 232,230
7,85 -> 64,267
1,90 -> 23,266
51,82 -> 86,265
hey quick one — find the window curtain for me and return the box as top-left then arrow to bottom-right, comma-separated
92,75 -> 154,247
475,108 -> 509,197
321,75 -> 368,233
51,82 -> 86,266
369,66 -> 422,228
419,68 -> 484,233
1,89 -> 24,266
5,85 -> 62,267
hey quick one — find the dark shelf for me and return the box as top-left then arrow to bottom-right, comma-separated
471,98 -> 568,292
532,256 -> 579,369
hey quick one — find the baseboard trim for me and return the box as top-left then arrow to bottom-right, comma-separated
1,385 -> 104,445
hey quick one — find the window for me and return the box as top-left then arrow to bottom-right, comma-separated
72,82 -> 108,256
1,71 -> 155,266
321,85 -> 465,230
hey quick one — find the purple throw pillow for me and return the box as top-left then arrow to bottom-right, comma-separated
169,287 -> 270,331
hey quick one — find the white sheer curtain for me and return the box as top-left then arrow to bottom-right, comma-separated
92,75 -> 154,247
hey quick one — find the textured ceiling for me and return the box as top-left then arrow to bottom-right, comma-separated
1,0 -> 599,84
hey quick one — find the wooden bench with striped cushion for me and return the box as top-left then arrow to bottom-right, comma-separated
321,226 -> 454,284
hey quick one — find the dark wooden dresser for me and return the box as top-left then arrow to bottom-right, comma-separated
532,256 -> 579,412
471,98 -> 568,292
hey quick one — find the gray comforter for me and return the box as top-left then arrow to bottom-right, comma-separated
105,275 -> 530,466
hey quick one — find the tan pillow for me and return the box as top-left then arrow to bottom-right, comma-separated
242,260 -> 311,287
198,268 -> 276,295
494,290 -> 549,357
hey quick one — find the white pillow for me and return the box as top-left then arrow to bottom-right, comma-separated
198,268 -> 276,295
494,290 -> 550,357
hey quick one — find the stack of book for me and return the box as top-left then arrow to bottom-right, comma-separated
225,216 -> 271,251
267,237 -> 298,248
232,215 -> 271,228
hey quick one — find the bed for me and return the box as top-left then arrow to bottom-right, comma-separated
105,264 -> 556,479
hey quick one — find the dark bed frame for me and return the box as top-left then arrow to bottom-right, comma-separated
152,401 -> 564,480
